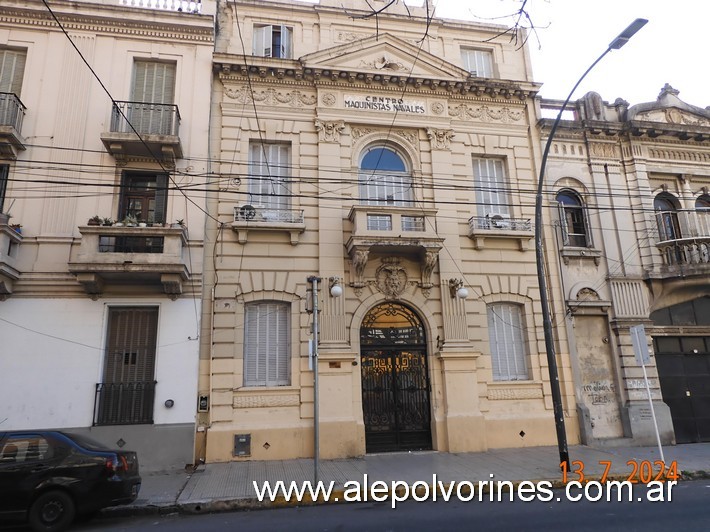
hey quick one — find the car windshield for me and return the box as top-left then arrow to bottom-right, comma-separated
64,432 -> 111,451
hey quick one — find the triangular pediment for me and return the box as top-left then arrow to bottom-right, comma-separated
628,84 -> 710,127
299,33 -> 471,82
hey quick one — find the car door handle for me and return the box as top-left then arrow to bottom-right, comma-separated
30,465 -> 51,473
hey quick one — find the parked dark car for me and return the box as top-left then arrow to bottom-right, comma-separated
0,430 -> 141,531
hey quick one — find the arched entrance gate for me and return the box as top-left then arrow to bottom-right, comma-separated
360,302 -> 432,453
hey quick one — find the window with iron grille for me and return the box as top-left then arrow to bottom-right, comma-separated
119,172 -> 168,224
367,214 -> 392,231
473,157 -> 509,217
402,215 -> 424,231
487,303 -> 529,381
95,307 -> 158,425
248,142 -> 291,210
359,146 -> 414,206
461,49 -> 493,78
253,24 -> 293,58
244,302 -> 290,387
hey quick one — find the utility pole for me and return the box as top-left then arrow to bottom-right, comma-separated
307,276 -> 321,483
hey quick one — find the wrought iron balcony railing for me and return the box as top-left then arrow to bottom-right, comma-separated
110,101 -> 181,137
468,215 -> 532,232
93,381 -> 156,426
0,92 -> 26,132
231,205 -> 306,244
234,205 -> 304,223
655,210 -> 710,270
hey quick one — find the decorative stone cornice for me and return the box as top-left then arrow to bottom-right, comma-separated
0,5 -> 214,43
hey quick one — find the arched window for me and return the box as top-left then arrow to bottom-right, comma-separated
358,145 -> 413,206
556,190 -> 592,247
695,195 -> 710,210
654,193 -> 680,241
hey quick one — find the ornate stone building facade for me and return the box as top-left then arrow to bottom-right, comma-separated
197,0 -> 580,462
0,0 -> 214,470
540,85 -> 710,446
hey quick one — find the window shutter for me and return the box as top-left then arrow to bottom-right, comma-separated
488,304 -> 528,381
281,25 -> 292,59
0,165 -> 8,213
0,49 -> 27,95
154,174 -> 168,223
244,302 -> 290,386
583,203 -> 594,247
104,307 -> 158,384
557,201 -> 570,246
474,158 -> 508,216
253,25 -> 271,57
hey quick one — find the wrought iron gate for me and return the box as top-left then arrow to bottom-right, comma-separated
361,303 -> 432,453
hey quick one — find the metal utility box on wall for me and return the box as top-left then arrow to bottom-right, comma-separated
234,434 -> 251,456
197,395 -> 209,412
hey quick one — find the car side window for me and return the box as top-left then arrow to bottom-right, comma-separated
0,436 -> 53,464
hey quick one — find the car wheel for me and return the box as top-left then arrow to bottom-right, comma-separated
28,490 -> 76,532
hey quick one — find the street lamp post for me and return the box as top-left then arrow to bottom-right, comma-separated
535,18 -> 648,470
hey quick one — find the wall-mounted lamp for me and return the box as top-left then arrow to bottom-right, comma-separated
329,276 -> 343,298
164,399 -> 175,408
448,278 -> 469,299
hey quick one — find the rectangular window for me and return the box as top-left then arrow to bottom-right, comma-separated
0,48 -> 27,95
95,307 -> 158,425
367,214 -> 392,231
487,303 -> 529,381
253,25 -> 293,58
248,142 -> 291,210
461,49 -> 493,78
0,165 -> 8,214
473,157 -> 509,217
244,302 -> 290,387
402,215 -> 424,231
129,60 -> 176,135
119,172 -> 168,224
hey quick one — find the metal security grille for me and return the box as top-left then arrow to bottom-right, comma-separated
360,303 -> 431,453
94,307 -> 158,425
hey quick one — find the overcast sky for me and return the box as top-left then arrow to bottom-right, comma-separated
431,0 -> 708,109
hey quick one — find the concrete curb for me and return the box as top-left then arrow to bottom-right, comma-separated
99,469 -> 710,519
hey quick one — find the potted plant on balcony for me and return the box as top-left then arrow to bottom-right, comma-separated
102,217 -> 114,226
87,215 -> 102,226
10,223 -> 22,234
171,219 -> 185,229
122,215 -> 138,227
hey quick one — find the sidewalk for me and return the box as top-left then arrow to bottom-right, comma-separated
109,443 -> 710,516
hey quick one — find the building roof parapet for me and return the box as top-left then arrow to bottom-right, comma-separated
1,0 -> 214,42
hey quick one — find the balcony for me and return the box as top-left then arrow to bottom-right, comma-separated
93,381 -> 156,426
231,205 -> 305,245
100,101 -> 182,165
0,213 -> 22,300
0,93 -> 26,159
68,225 -> 189,298
654,210 -> 710,276
346,205 -> 444,289
467,214 -> 533,250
